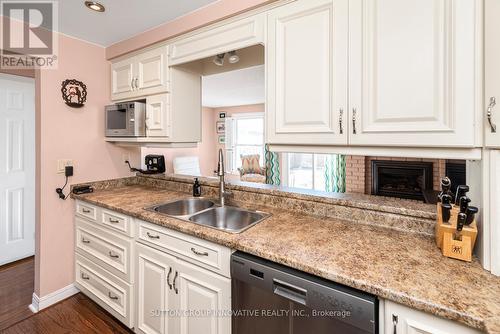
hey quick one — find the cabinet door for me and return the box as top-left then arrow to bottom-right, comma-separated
174,258 -> 231,334
135,243 -> 176,334
266,0 -> 348,145
385,300 -> 481,334
137,46 -> 169,96
146,94 -> 170,138
485,0 -> 500,147
111,57 -> 135,100
349,0 -> 479,147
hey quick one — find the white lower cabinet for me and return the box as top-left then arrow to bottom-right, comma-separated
384,300 -> 482,334
135,243 -> 177,334
135,242 -> 231,334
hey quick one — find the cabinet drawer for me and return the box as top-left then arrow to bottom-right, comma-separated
75,254 -> 133,328
76,218 -> 133,283
76,201 -> 98,221
137,220 -> 231,277
101,209 -> 133,237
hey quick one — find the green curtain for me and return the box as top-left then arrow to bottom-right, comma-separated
264,144 -> 280,185
325,154 -> 346,193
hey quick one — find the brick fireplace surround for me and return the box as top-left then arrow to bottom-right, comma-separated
345,156 -> 447,194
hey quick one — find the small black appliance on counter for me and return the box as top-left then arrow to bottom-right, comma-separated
126,154 -> 166,175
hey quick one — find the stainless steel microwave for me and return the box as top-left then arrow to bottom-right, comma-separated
105,102 -> 146,137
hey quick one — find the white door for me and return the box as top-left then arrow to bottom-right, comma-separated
111,56 -> 135,100
0,74 -> 35,266
136,46 -> 169,95
146,94 -> 170,138
135,243 -> 177,334
266,0 -> 349,145
349,0 -> 478,147
175,258 -> 231,334
485,0 -> 500,148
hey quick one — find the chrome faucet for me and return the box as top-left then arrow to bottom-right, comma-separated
217,149 -> 231,206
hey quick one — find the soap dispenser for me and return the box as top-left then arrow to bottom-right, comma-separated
193,178 -> 201,197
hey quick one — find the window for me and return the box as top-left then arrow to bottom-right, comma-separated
225,113 -> 264,172
283,153 -> 344,192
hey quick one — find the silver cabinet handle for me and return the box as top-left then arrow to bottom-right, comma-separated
173,270 -> 178,294
167,267 -> 173,290
352,108 -> 357,134
131,78 -> 135,90
191,247 -> 209,256
339,108 -> 344,134
81,238 -> 90,244
82,208 -> 91,213
108,292 -> 119,300
108,218 -> 120,223
135,77 -> 139,90
108,251 -> 119,259
392,314 -> 398,334
487,97 -> 497,133
81,273 -> 90,280
146,232 -> 160,239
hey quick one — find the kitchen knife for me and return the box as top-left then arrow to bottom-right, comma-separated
465,206 -> 478,225
441,193 -> 452,205
455,212 -> 467,240
459,196 -> 471,214
455,185 -> 470,206
438,177 -> 453,202
441,203 -> 452,223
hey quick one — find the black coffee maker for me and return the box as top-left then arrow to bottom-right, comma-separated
127,155 -> 166,174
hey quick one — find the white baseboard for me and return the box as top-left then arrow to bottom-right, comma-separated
29,284 -> 79,313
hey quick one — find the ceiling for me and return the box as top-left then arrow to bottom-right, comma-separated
57,0 -> 217,46
202,65 -> 265,108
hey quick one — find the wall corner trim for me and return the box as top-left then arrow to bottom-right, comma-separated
29,284 -> 80,313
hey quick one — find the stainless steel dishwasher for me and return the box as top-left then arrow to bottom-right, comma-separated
231,252 -> 378,334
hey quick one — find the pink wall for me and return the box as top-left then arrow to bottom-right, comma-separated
142,107 -> 217,176
106,0 -> 277,59
36,34 -> 139,297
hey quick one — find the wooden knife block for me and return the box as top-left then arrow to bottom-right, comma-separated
435,204 -> 477,262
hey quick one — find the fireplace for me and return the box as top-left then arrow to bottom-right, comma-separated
371,160 -> 433,201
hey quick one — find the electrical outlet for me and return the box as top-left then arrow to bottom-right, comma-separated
57,159 -> 73,174
122,153 -> 130,163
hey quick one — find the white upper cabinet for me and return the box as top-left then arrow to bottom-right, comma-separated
111,45 -> 169,101
266,0 -> 349,145
485,0 -> 500,148
266,0 -> 480,149
169,14 -> 265,66
146,94 -> 170,138
111,58 -> 134,98
349,0 -> 479,148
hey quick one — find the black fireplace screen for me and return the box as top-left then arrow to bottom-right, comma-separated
371,160 -> 433,201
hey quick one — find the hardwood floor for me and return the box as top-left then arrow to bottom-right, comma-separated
2,293 -> 133,334
0,256 -> 34,331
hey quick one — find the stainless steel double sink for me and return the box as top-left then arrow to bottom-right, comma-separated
145,198 -> 270,233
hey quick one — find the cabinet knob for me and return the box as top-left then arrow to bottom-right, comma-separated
109,218 -> 120,223
108,291 -> 119,300
339,108 -> 344,134
108,251 -> 120,259
392,314 -> 398,334
191,247 -> 209,256
173,270 -> 179,294
81,238 -> 90,244
81,273 -> 90,280
146,232 -> 160,239
487,96 -> 497,133
167,267 -> 173,290
352,108 -> 357,134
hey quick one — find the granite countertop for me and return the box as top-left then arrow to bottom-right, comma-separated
73,184 -> 500,333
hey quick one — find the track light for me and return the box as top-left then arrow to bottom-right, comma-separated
213,53 -> 225,66
228,51 -> 239,64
